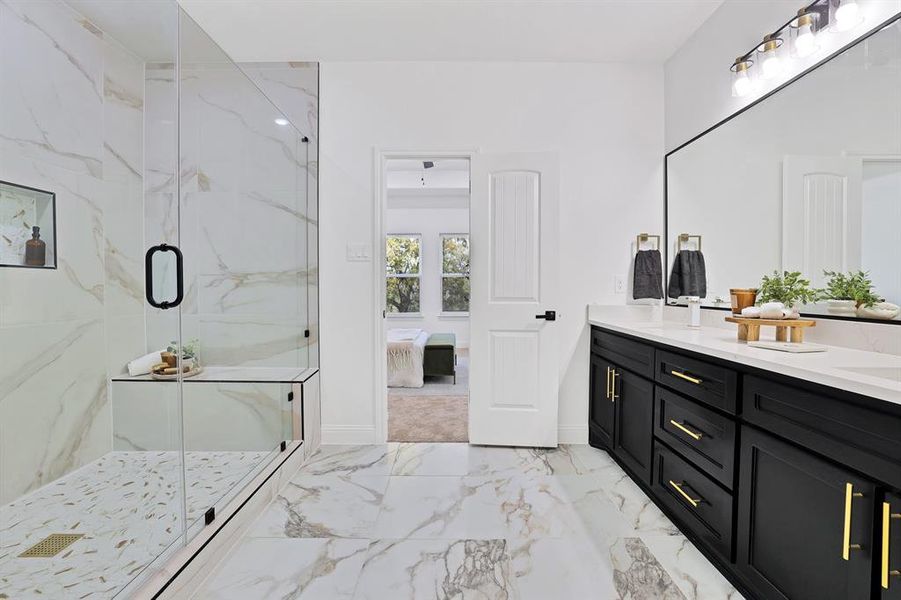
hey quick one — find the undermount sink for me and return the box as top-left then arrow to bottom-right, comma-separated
836,366 -> 901,383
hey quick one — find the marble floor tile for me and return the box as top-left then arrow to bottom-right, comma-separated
610,537 -> 687,599
392,442 -> 472,476
506,536 -> 617,600
301,444 -> 398,477
249,475 -> 388,539
466,444 -> 586,476
195,538 -> 369,600
353,539 -> 516,600
641,533 -> 744,600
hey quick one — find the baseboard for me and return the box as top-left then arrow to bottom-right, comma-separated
321,425 -> 378,444
558,424 -> 588,444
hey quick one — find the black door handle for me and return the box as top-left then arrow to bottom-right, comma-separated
535,310 -> 556,321
145,243 -> 184,309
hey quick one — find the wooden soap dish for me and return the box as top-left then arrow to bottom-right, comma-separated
725,316 -> 816,343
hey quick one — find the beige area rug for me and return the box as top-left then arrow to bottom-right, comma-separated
388,395 -> 468,442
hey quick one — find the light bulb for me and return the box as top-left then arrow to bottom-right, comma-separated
274,117 -> 289,126
794,23 -> 817,57
834,0 -> 862,32
760,51 -> 782,79
732,71 -> 752,97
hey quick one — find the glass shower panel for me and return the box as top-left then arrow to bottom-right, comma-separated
0,0 -> 185,597
176,10 -> 302,535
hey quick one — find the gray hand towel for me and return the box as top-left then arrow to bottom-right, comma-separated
667,250 -> 707,298
633,249 -> 663,299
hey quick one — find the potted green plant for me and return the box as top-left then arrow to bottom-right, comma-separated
822,270 -> 880,315
167,338 -> 201,368
756,271 -> 821,319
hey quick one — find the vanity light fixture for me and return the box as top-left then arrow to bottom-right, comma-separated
830,0 -> 863,32
756,33 -> 785,80
790,7 -> 821,58
730,56 -> 755,97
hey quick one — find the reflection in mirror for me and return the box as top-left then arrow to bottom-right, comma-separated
666,18 -> 901,322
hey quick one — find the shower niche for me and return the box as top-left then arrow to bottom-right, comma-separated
0,180 -> 56,268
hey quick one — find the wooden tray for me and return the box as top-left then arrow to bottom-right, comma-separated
150,366 -> 204,380
725,316 -> 816,343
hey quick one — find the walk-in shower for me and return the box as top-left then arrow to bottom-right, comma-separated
0,1 -> 319,597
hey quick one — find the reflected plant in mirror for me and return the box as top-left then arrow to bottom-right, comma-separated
822,270 -> 880,315
756,271 -> 820,319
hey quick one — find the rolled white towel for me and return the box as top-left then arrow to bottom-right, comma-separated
128,350 -> 164,377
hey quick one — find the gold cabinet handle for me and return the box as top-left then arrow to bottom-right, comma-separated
668,480 -> 702,508
671,370 -> 702,385
883,501 -> 901,589
842,482 -> 864,560
606,366 -> 612,400
669,419 -> 703,441
611,369 -> 619,400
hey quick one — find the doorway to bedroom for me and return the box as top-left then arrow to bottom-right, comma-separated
382,157 -> 470,442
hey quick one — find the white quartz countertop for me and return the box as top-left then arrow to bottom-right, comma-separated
588,307 -> 900,405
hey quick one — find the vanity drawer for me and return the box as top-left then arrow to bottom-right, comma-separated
744,375 -> 901,490
652,442 -> 733,560
590,328 -> 655,379
656,350 -> 738,414
654,387 -> 736,490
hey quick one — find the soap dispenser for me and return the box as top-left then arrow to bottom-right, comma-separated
24,225 -> 46,267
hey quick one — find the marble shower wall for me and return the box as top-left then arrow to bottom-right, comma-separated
144,59 -> 320,369
0,0 -> 148,503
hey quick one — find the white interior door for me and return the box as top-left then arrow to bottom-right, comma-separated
783,155 -> 862,288
469,153 -> 559,448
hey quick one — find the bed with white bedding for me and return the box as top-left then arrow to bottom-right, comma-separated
387,328 -> 429,388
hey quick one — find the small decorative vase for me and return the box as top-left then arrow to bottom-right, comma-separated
856,302 -> 901,320
730,288 -> 758,315
827,299 -> 857,315
759,302 -> 786,319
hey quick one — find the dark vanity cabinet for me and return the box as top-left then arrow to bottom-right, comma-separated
588,325 -> 901,600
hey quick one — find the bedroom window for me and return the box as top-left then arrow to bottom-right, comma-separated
386,234 -> 421,314
441,234 -> 470,313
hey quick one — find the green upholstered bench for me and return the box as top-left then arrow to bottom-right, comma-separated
424,333 -> 457,383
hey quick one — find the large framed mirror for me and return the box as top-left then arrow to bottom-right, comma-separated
665,15 -> 901,323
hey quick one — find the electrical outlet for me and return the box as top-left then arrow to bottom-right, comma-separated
614,275 -> 626,294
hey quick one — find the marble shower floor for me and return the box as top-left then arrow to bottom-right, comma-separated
0,450 -> 270,599
194,443 -> 744,600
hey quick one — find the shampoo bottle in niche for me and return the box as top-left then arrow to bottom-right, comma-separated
24,226 -> 46,267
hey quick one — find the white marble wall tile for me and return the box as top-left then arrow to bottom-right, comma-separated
102,178 -> 145,318
241,63 -> 319,143
143,64 -> 178,195
102,37 -> 143,183
175,314 -> 308,368
0,0 -> 103,178
0,318 -> 109,503
195,538 -> 369,600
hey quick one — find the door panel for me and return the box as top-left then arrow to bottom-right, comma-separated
883,491 -> 901,600
589,354 -> 615,448
737,426 -> 874,600
470,153 -> 559,447
612,367 -> 654,484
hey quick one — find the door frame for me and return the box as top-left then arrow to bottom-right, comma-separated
372,149 -> 477,443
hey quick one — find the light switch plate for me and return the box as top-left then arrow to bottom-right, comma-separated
346,243 -> 371,262
614,275 -> 626,294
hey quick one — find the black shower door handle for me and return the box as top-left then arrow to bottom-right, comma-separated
145,243 -> 184,309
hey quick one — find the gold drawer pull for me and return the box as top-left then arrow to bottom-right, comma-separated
671,370 -> 702,385
670,419 -> 703,441
606,366 -> 612,400
669,480 -> 702,508
842,482 -> 864,560
883,501 -> 901,589
611,370 -> 619,400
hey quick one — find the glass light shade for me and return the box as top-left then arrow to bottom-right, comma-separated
730,57 -> 755,97
790,9 -> 821,58
830,0 -> 863,32
756,34 -> 785,80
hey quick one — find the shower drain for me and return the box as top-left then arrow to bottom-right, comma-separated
18,533 -> 84,558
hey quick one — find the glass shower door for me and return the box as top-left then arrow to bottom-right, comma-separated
175,10 -> 303,538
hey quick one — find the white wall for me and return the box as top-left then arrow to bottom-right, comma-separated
386,202 -> 470,347
320,61 -> 663,443
665,0 -> 901,152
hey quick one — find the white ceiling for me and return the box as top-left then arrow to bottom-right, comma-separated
178,0 -> 725,64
